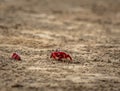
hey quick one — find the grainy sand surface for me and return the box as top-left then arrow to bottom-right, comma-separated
0,0 -> 120,91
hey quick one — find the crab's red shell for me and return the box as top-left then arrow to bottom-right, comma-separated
11,53 -> 21,60
50,51 -> 72,61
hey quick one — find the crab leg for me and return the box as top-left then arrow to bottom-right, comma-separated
66,54 -> 72,61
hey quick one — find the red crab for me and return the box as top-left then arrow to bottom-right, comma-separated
50,50 -> 72,61
11,53 -> 21,61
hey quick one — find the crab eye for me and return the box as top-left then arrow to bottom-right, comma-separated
56,48 -> 60,52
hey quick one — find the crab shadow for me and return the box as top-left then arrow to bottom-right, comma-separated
50,59 -> 81,64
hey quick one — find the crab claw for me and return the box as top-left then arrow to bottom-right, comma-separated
50,52 -> 58,60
